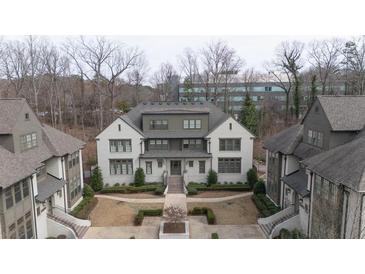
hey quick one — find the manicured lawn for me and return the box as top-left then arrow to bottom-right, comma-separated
89,198 -> 163,226
187,196 -> 259,225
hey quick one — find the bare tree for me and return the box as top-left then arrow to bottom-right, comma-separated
104,46 -> 143,122
201,40 -> 235,104
267,41 -> 304,121
75,36 -> 116,130
308,39 -> 342,95
26,36 -> 47,116
178,48 -> 200,101
342,37 -> 365,95
151,62 -> 179,101
164,205 -> 186,226
127,53 -> 149,104
0,40 -> 29,98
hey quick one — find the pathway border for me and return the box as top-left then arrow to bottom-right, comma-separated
95,192 -> 253,204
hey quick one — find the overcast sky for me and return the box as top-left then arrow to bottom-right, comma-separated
5,35 -> 352,81
102,35 -> 350,73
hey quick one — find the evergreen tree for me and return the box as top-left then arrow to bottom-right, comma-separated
240,92 -> 257,135
90,166 -> 103,192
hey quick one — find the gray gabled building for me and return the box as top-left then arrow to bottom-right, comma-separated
261,95 -> 365,239
0,98 -> 89,239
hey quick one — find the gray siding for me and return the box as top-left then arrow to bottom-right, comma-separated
0,179 -> 34,239
310,175 -> 343,238
266,151 -> 282,206
303,100 -> 332,150
11,103 -> 44,153
142,113 -> 209,134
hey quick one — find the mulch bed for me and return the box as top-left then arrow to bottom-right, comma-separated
74,197 -> 98,219
163,222 -> 185,233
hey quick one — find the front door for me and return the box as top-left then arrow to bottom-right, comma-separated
170,160 -> 181,175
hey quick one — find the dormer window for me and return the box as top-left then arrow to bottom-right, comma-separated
20,133 -> 37,151
150,120 -> 168,130
307,129 -> 323,148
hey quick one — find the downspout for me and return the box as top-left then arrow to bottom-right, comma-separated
307,172 -> 313,236
281,155 -> 287,207
61,157 -> 67,213
30,176 -> 38,239
359,194 -> 364,239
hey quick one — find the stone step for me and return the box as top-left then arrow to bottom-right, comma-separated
48,214 -> 89,239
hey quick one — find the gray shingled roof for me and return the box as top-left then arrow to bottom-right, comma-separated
317,96 -> 365,131
293,142 -> 323,160
282,169 -> 310,197
140,150 -> 212,159
36,174 -> 66,202
0,98 -> 26,134
0,146 -> 36,188
42,124 -> 85,156
263,124 -> 303,154
302,135 -> 365,191
126,101 -> 230,135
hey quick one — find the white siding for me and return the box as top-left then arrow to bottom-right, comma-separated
207,117 -> 254,183
97,118 -> 144,185
46,157 -> 63,178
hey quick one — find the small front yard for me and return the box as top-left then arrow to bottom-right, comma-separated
89,198 -> 163,226
187,196 -> 259,225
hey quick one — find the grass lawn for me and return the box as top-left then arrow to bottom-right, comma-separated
89,198 -> 163,227
188,196 -> 259,225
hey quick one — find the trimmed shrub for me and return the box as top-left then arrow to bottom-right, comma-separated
211,233 -> 219,239
207,170 -> 218,186
90,167 -> 103,192
100,183 -> 163,194
114,183 -> 120,187
134,209 -> 163,225
187,186 -> 198,195
253,179 -> 266,195
206,208 -> 216,224
154,185 -> 166,195
83,184 -> 95,199
134,168 -> 145,186
186,182 -> 251,194
190,207 -> 215,225
247,168 -> 258,189
279,229 -> 292,239
252,193 -> 280,217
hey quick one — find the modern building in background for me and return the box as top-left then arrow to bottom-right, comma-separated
0,99 -> 90,239
177,82 -> 347,115
96,101 -> 254,192
262,95 -> 365,239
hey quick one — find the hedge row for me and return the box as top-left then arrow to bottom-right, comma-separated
211,233 -> 219,239
189,207 -> 216,224
276,228 -> 306,239
252,194 -> 280,217
134,209 -> 163,226
187,182 -> 251,195
100,183 -> 165,194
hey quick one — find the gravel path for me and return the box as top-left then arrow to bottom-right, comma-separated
95,192 -> 252,204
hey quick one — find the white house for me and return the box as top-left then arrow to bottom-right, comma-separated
96,101 -> 254,189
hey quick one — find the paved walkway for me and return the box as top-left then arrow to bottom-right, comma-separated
95,194 -> 165,204
83,216 -> 265,239
95,192 -> 252,204
187,192 -> 252,203
164,194 -> 187,215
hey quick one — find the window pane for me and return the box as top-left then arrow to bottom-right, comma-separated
14,183 -> 22,203
183,120 -> 189,129
5,188 -> 13,209
196,120 -> 201,129
22,180 -> 29,198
